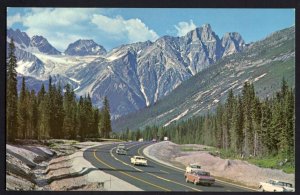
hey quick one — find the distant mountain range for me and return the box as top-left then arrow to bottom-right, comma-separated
112,26 -> 295,131
7,24 -> 248,118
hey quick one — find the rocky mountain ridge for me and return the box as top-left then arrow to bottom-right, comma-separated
7,24 -> 247,118
112,26 -> 295,131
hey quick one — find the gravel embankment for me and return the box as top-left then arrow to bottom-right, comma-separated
6,140 -> 142,191
144,141 -> 295,189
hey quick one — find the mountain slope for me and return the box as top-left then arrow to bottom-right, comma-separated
66,24 -> 246,118
112,26 -> 295,131
8,24 -> 246,118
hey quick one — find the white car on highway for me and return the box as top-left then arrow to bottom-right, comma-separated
117,144 -> 126,150
186,163 -> 202,173
116,148 -> 127,155
130,156 -> 147,166
259,179 -> 294,192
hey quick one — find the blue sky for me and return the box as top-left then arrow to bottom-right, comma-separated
7,8 -> 295,52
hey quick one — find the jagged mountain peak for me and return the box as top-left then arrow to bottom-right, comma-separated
184,23 -> 220,43
29,35 -> 61,55
65,39 -> 106,56
8,24 -> 254,119
7,28 -> 31,49
221,32 -> 245,57
201,23 -> 212,32
7,28 -> 61,55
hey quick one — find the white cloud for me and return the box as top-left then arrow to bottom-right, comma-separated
7,13 -> 23,27
174,20 -> 197,36
7,8 -> 159,51
91,14 -> 159,43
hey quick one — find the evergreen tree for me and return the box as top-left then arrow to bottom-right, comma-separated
100,96 -> 112,138
29,90 -> 38,139
55,83 -> 65,138
18,77 -> 28,139
7,39 -> 18,142
261,99 -> 272,154
285,89 -> 295,161
85,94 -> 94,137
37,84 -> 49,140
63,84 -> 75,139
92,108 -> 100,138
78,96 -> 87,141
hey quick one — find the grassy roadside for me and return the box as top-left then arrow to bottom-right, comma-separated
247,156 -> 294,174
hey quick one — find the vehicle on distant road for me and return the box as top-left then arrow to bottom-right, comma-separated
184,170 -> 215,186
116,148 -> 127,155
259,180 -> 294,192
138,138 -> 144,142
117,143 -> 126,150
130,155 -> 147,166
163,137 -> 168,141
186,163 -> 202,173
152,139 -> 157,142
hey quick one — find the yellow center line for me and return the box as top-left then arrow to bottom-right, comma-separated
93,148 -> 170,191
110,147 -> 143,172
115,143 -> 202,192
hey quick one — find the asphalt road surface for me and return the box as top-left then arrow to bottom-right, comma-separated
83,141 -> 255,192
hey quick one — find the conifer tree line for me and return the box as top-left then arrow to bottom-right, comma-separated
123,80 -> 294,163
6,39 -> 112,142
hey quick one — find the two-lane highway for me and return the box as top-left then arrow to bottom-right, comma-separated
83,141 -> 254,191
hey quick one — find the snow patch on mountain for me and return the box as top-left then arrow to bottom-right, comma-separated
164,109 -> 189,127
254,73 -> 267,82
140,84 -> 150,106
16,61 -> 34,76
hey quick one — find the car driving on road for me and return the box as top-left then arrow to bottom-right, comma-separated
185,170 -> 215,186
186,163 -> 202,173
259,179 -> 294,192
130,155 -> 147,166
117,143 -> 126,150
116,148 -> 127,155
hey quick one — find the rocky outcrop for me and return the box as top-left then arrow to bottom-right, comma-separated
29,35 -> 61,55
64,39 -> 106,56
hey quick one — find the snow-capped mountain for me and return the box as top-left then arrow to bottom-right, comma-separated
113,26 -> 295,131
7,24 -> 246,118
65,39 -> 107,56
7,28 -> 31,49
29,35 -> 61,55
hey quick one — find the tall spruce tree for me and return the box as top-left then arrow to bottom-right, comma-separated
29,90 -> 39,139
54,83 -> 64,138
100,96 -> 112,138
78,96 -> 86,141
37,84 -> 49,140
7,39 -> 18,142
18,77 -> 28,139
63,84 -> 76,139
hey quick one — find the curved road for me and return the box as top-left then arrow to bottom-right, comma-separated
83,141 -> 254,192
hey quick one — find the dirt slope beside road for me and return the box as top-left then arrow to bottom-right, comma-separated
6,141 -> 141,191
144,141 -> 294,189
